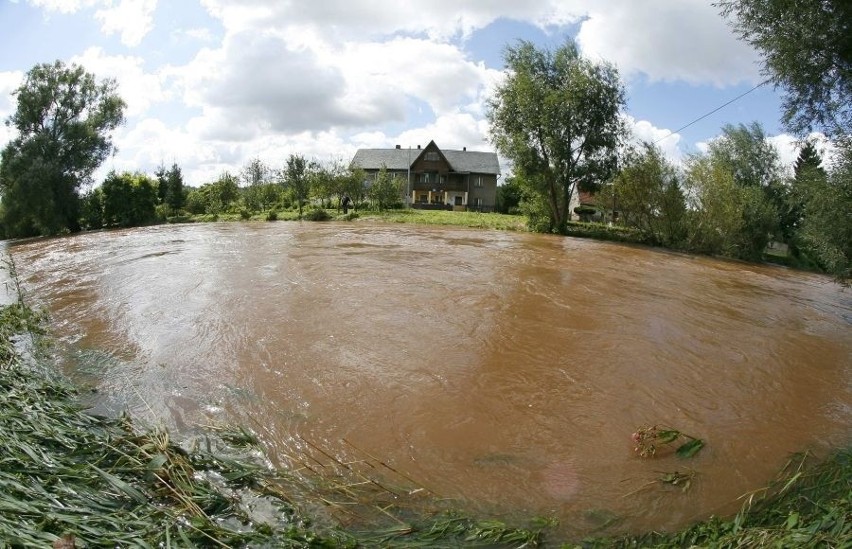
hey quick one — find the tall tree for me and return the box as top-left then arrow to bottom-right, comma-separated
684,154 -> 777,260
708,122 -> 783,189
240,158 -> 272,212
599,143 -> 687,247
793,140 -> 826,179
717,0 -> 852,137
281,154 -> 313,218
794,137 -> 852,282
488,40 -> 627,233
706,122 -> 788,243
164,163 -> 185,212
495,176 -> 526,214
368,166 -> 403,211
101,171 -> 158,227
0,61 -> 125,237
341,167 -> 367,211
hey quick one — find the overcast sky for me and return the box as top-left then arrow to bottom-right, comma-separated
0,0 -> 822,186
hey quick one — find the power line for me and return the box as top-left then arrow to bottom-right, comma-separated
654,79 -> 771,144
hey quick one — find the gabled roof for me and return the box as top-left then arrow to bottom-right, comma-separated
352,144 -> 500,175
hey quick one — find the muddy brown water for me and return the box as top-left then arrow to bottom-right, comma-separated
9,222 -> 852,539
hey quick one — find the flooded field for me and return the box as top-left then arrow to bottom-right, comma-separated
9,222 -> 852,539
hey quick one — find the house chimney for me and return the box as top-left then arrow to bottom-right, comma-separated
463,146 -> 466,151
417,144 -> 421,149
395,144 -> 400,149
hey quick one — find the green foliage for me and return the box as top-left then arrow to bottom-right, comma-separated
342,167 -> 368,209
101,171 -> 159,227
304,208 -> 331,221
496,176 -> 525,214
684,155 -> 777,260
717,0 -> 851,137
573,205 -> 598,216
708,122 -> 784,189
599,143 -> 686,244
282,153 -> 313,218
368,166 -> 403,211
599,450 -> 851,548
184,172 -> 240,216
631,425 -> 705,459
793,138 -> 852,282
488,39 -> 627,232
0,61 -> 125,237
79,187 -> 104,230
265,209 -> 278,221
162,163 -> 185,212
240,158 -> 275,211
793,140 -> 826,179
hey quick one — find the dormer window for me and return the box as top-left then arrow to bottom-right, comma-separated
425,152 -> 439,162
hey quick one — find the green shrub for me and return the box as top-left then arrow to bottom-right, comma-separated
265,210 -> 278,221
304,208 -> 331,221
573,205 -> 598,216
343,212 -> 359,221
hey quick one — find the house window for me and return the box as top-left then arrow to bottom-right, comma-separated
474,176 -> 483,187
421,172 -> 430,183
418,194 -> 428,203
475,197 -> 483,207
425,152 -> 439,162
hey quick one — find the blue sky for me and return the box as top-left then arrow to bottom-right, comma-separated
0,0 -> 813,186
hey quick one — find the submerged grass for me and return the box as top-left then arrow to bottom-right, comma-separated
584,449 -> 851,548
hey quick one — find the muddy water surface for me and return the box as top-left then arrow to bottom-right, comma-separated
10,223 -> 852,539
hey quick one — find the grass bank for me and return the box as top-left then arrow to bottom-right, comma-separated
185,207 -> 528,231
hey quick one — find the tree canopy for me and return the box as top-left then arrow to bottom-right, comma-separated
717,0 -> 852,137
281,154 -> 313,218
0,61 -> 125,237
599,143 -> 686,247
487,40 -> 627,232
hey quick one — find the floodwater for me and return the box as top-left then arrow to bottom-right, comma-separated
9,222 -> 852,539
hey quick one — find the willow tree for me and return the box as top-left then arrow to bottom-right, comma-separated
488,40 -> 627,233
0,61 -> 125,237
717,0 -> 851,138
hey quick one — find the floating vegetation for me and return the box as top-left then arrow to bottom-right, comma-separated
631,425 -> 705,459
596,449 -> 851,548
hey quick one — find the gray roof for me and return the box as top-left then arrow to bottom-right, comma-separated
352,146 -> 500,175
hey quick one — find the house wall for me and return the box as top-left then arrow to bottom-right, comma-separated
357,141 -> 498,210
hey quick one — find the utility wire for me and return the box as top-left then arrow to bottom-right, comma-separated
654,78 -> 772,144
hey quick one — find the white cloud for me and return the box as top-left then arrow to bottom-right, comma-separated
199,0 -> 585,41
26,0 -> 157,46
333,37 -> 498,118
768,132 -> 838,173
25,0 -> 98,14
399,112 -> 491,151
627,116 -> 684,164
14,0 -> 782,187
71,47 -> 170,117
198,0 -> 760,87
94,0 -> 158,47
575,0 -> 761,86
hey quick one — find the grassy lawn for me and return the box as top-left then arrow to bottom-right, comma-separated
352,208 -> 528,231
